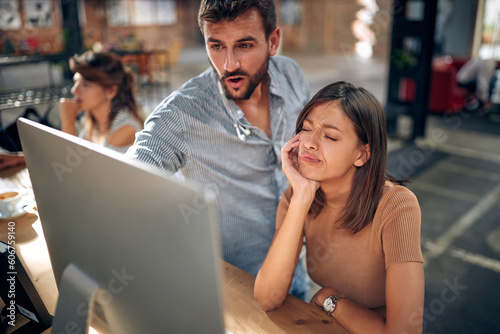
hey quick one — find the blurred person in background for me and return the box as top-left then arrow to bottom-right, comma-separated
60,51 -> 143,153
0,51 -> 143,169
456,57 -> 497,111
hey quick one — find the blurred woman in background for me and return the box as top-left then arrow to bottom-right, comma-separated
60,51 -> 143,153
0,51 -> 144,169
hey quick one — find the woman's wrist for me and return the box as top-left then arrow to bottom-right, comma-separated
60,121 -> 77,135
289,193 -> 315,211
60,113 -> 78,124
290,188 -> 317,207
311,287 -> 342,308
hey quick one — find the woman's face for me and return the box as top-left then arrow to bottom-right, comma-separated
71,72 -> 113,112
297,101 -> 368,184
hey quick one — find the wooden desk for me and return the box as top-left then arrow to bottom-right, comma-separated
0,167 -> 348,333
222,261 -> 348,333
0,165 -> 58,333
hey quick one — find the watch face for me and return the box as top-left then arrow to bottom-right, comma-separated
323,297 -> 335,313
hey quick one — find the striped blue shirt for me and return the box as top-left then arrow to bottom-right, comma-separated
126,55 -> 309,278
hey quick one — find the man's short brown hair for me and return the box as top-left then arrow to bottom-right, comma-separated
198,0 -> 277,39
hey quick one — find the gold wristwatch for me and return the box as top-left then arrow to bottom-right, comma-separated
323,294 -> 346,316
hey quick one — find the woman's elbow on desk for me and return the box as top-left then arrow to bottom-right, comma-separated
253,273 -> 287,312
253,291 -> 284,312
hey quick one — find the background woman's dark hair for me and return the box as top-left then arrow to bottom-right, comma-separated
69,51 -> 143,137
198,0 -> 276,39
295,81 -> 406,233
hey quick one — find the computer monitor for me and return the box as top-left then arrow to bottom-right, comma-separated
17,118 -> 225,334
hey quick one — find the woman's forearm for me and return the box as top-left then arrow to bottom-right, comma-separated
254,196 -> 312,311
312,288 -> 387,333
60,120 -> 77,136
311,262 -> 424,334
58,98 -> 79,136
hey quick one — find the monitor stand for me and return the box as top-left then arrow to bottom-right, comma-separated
51,264 -> 99,334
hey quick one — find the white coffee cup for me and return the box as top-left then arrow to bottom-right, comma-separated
0,189 -> 27,218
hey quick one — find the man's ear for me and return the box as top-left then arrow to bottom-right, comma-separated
268,27 -> 281,56
354,144 -> 371,167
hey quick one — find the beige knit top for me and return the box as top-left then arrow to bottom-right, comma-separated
277,181 -> 423,309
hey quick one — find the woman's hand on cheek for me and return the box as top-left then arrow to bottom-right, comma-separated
281,134 -> 319,203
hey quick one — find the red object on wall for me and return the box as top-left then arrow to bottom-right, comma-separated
399,77 -> 416,102
26,36 -> 39,52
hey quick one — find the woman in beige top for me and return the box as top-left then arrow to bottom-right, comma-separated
254,81 -> 424,333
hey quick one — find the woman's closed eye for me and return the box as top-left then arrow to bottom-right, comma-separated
325,136 -> 337,141
299,128 -> 336,140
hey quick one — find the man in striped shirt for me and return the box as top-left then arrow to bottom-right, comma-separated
127,0 -> 310,300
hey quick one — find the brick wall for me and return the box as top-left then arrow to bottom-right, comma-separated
82,0 -> 194,52
278,0 -> 392,57
1,0 -> 393,58
0,0 -> 64,55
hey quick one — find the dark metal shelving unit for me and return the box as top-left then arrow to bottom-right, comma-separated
385,0 -> 438,140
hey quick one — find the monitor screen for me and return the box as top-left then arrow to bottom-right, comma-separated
18,118 -> 225,333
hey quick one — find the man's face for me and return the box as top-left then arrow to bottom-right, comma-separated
202,8 -> 280,100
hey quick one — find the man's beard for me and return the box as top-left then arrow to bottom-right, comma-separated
212,56 -> 269,101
